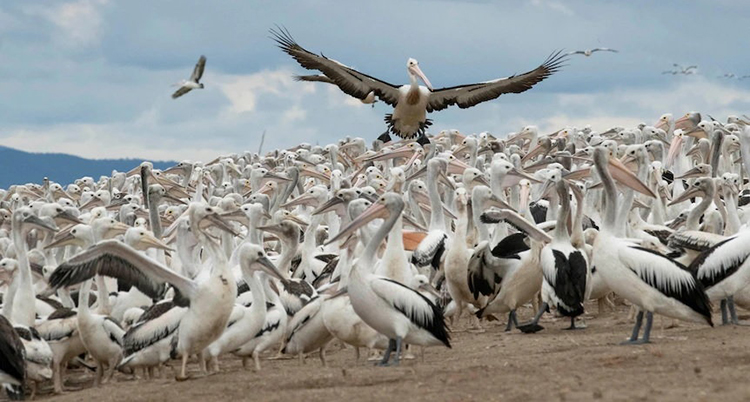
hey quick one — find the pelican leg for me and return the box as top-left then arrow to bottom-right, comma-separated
176,354 -> 189,381
720,299 -> 729,325
564,316 -> 587,330
253,351 -> 262,372
727,296 -> 747,325
391,336 -> 403,366
620,311 -> 644,345
377,339 -> 395,366
518,302 -> 548,334
640,312 -> 653,343
504,310 -> 518,332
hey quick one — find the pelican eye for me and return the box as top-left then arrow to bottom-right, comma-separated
257,251 -> 263,257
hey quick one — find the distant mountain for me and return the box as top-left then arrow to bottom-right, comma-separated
0,145 -> 176,189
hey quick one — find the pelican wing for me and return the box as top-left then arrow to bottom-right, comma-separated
370,277 -> 450,347
689,235 -> 746,289
621,246 -> 712,322
0,315 -> 25,386
426,50 -> 566,112
190,55 -> 207,82
294,74 -> 335,84
271,27 -> 401,107
49,240 -> 198,301
592,48 -> 618,53
123,301 -> 186,355
171,86 -> 193,99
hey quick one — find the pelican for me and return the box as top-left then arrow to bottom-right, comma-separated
172,55 -> 207,99
48,203 -> 239,380
592,147 -> 712,344
272,27 -> 565,139
328,192 -> 450,366
567,48 -> 618,57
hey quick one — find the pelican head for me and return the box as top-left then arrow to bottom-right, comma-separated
407,58 -> 433,90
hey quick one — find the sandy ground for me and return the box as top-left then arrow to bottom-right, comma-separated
8,302 -> 750,402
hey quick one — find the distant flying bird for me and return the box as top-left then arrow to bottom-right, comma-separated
272,26 -> 566,139
566,48 -> 618,57
172,55 -> 206,99
719,73 -> 737,79
662,64 -> 697,75
295,74 -> 377,106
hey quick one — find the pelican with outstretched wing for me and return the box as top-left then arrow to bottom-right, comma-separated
271,27 -> 566,139
172,55 -> 207,99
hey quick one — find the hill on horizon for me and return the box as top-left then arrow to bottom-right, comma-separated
0,145 -> 175,188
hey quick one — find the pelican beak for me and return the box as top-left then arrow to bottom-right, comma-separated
164,193 -> 187,205
405,165 -> 428,182
507,167 -> 541,185
313,197 -> 343,216
265,171 -> 291,182
669,186 -> 703,206
402,148 -> 423,171
655,119 -> 668,132
107,221 -> 131,238
79,197 -> 102,210
608,158 -> 656,198
55,210 -> 81,225
674,114 -> 692,131
25,215 -> 58,232
256,255 -> 286,282
411,64 -> 433,91
666,134 -> 683,169
326,200 -> 389,245
45,232 -> 76,249
676,165 -> 708,179
204,174 -> 217,187
563,167 -> 592,181
536,179 -> 556,201
447,158 -> 471,175
481,208 -> 552,243
205,213 -> 240,237
284,214 -> 309,227
220,208 -> 247,223
141,232 -> 173,251
282,193 -> 318,209
486,193 -> 515,211
365,145 -> 414,163
300,166 -> 331,182
473,174 -> 490,187
162,164 -> 184,174
402,213 -> 427,231
453,144 -> 469,156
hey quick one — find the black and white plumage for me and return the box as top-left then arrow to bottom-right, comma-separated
0,314 -> 25,401
172,55 -> 207,99
119,300 -> 186,371
272,27 -> 566,139
14,325 -> 53,392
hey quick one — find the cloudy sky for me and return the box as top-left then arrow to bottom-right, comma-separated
2,0 -> 750,162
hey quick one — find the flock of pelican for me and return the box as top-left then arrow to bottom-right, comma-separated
3,26 -> 750,401
2,110 -> 750,398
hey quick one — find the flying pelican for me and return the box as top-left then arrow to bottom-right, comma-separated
271,27 -> 565,139
566,48 -> 618,57
172,55 -> 207,99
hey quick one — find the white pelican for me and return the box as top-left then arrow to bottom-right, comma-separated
272,27 -> 565,139
48,203 -> 239,380
172,55 -> 207,99
328,192 -> 450,366
592,147 -> 713,344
